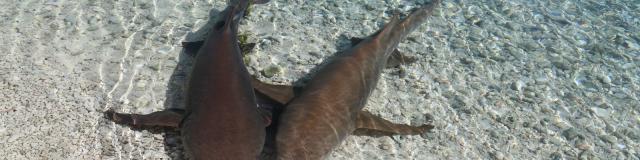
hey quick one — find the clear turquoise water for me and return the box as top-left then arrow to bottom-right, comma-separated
0,0 -> 638,159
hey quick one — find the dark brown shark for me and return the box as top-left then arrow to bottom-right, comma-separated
251,1 -> 442,159
104,0 -> 272,159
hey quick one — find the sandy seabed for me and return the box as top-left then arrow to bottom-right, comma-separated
1,0 -> 639,159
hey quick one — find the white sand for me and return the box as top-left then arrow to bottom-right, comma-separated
1,0 -> 639,159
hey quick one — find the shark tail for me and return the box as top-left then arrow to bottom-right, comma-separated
375,0 -> 441,56
395,0 -> 441,38
218,0 -> 271,32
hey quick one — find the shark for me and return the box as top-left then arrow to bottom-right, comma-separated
105,0 -> 440,159
250,0 -> 442,159
104,0 -> 272,159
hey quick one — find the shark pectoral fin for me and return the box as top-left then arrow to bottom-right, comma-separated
251,76 -> 298,104
104,109 -> 184,128
181,41 -> 205,57
353,111 -> 433,137
386,50 -> 418,68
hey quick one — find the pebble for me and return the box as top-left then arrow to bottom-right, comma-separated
491,151 -> 506,160
504,22 -> 520,31
551,116 -> 570,129
520,40 -> 539,52
578,150 -> 597,160
85,17 -> 99,31
511,80 -> 524,92
589,107 -> 611,117
7,134 -> 19,142
139,2 -> 152,9
522,121 -> 532,128
261,65 -> 282,78
63,15 -> 77,26
618,127 -> 640,140
576,141 -> 592,150
550,152 -> 563,160
551,59 -> 571,70
451,38 -> 466,48
598,75 -> 612,85
562,128 -> 581,140
549,136 -> 565,145
379,143 -> 392,151
46,0 -> 60,6
135,79 -> 147,88
156,46 -> 172,55
599,135 -> 618,144
123,144 -> 134,152
107,15 -> 121,25
524,91 -> 536,99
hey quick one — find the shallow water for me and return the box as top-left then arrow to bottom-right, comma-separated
0,0 -> 638,159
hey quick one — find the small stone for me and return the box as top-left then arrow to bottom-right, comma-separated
524,91 -> 536,99
511,80 -> 525,91
618,127 -> 640,140
123,144 -> 134,152
261,65 -> 282,78
490,130 -> 500,138
491,151 -> 505,160
599,135 -> 617,144
7,134 -> 19,142
551,60 -> 571,70
520,40 -> 539,51
576,141 -> 591,150
589,107 -> 611,117
108,16 -> 121,24
578,150 -> 597,160
148,64 -> 160,71
467,15 -> 482,26
135,79 -> 147,88
156,46 -> 172,55
451,38 -> 466,48
598,75 -> 612,85
552,116 -> 569,129
563,128 -> 580,140
379,143 -> 391,150
139,2 -> 152,9
549,136 -> 564,145
505,22 -> 520,30
522,121 -> 531,128
550,152 -> 563,160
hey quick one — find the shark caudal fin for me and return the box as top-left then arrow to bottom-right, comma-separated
184,0 -> 269,54
387,0 -> 441,42
366,0 -> 441,57
216,0 -> 271,33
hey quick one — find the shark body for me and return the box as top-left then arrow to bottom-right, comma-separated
105,1 -> 271,159
253,1 -> 442,159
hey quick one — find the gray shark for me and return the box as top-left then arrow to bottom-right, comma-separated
251,1 -> 442,159
104,0 -> 272,159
